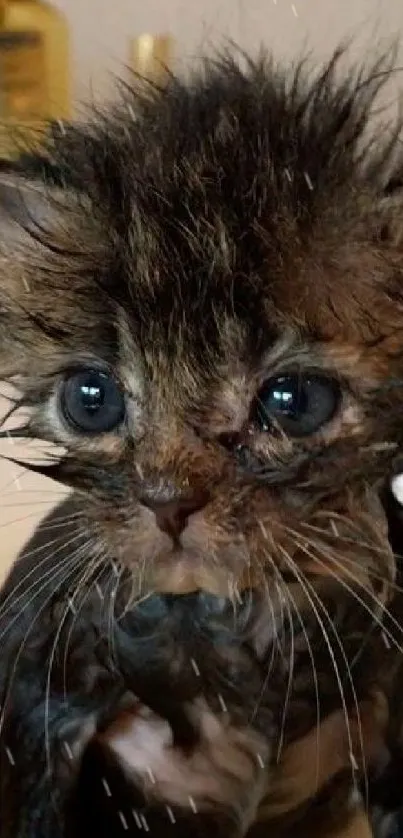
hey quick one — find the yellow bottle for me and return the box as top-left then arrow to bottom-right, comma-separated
0,0 -> 70,157
130,34 -> 174,85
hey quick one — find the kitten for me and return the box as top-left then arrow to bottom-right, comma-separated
0,46 -> 403,837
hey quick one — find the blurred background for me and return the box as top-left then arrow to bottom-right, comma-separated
0,0 -> 401,581
43,0 -> 403,107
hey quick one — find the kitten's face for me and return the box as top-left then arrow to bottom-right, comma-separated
1,51 -> 402,612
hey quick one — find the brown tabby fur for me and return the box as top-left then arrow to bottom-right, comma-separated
1,45 -> 403,838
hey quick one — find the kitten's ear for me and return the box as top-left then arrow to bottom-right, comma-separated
0,170 -> 60,239
0,167 -> 69,379
370,184 -> 403,246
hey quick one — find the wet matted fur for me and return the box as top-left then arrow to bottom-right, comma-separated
1,46 -> 403,837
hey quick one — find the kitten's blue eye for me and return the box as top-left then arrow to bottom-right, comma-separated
254,374 -> 339,437
60,369 -> 125,434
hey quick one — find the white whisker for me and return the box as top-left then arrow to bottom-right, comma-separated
257,531 -> 320,773
277,544 -> 358,791
44,543 -> 102,776
0,530 -> 87,627
0,551 -> 86,742
283,534 -> 370,799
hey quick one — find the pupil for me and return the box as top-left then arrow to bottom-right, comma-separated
272,386 -> 295,412
80,378 -> 104,413
273,379 -> 306,416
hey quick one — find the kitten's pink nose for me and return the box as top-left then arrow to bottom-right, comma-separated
139,485 -> 209,540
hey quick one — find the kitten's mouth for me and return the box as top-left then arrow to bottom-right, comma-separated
144,537 -> 252,596
149,550 -> 238,596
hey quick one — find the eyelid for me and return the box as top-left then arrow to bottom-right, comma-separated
58,360 -> 117,379
52,360 -> 128,399
258,365 -> 347,394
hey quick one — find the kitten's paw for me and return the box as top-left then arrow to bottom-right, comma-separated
97,697 -> 269,832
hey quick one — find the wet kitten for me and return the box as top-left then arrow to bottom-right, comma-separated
1,46 -> 403,837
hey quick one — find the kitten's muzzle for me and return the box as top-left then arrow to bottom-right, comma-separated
138,481 -> 210,540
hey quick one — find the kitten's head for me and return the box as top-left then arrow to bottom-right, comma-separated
1,48 -> 402,619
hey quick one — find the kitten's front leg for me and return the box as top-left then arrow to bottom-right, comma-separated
248,692 -> 388,838
0,694 -> 99,838
0,673 -> 132,838
2,694 -> 269,838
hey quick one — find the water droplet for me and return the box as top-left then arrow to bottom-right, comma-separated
67,598 -> 77,615
135,463 -> 144,480
217,693 -> 228,713
5,747 -> 15,766
102,777 -> 112,797
118,811 -> 129,830
166,806 -> 176,824
132,810 -> 142,829
12,473 -> 21,491
350,751 -> 359,772
63,740 -> 73,760
188,796 -> 198,814
140,814 -> 149,832
190,657 -> 200,676
330,519 -> 339,537
304,171 -> 313,190
95,582 -> 104,601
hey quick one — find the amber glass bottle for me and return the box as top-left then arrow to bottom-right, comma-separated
0,0 -> 70,157
130,34 -> 174,84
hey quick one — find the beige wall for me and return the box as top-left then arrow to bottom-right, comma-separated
52,0 -> 402,108
0,0 -> 402,582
